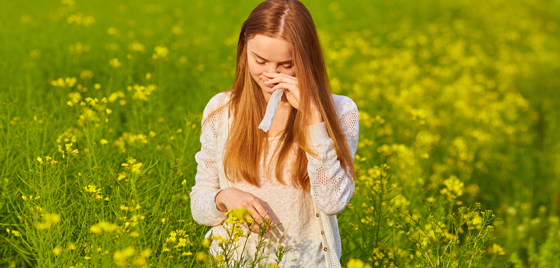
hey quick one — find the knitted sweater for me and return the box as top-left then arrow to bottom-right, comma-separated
190,91 -> 359,268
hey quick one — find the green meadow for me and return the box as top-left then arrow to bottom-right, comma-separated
1,0 -> 560,267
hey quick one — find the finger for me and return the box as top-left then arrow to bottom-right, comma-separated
263,72 -> 297,82
263,76 -> 284,85
279,73 -> 297,82
264,76 -> 297,87
242,222 -> 256,233
249,217 -> 259,233
251,200 -> 269,224
262,72 -> 281,78
270,82 -> 297,94
245,206 -> 263,224
241,214 -> 259,233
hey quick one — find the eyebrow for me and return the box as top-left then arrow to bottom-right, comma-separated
251,51 -> 293,64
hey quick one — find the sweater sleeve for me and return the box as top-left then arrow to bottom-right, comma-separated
190,93 -> 228,226
305,96 -> 359,216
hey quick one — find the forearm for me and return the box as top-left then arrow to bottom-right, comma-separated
305,122 -> 355,215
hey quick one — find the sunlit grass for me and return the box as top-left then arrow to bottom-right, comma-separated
1,0 -> 559,267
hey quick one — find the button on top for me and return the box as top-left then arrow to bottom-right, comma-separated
316,213 -> 319,217
323,247 -> 328,251
321,231 -> 324,235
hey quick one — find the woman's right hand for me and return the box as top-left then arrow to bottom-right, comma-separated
215,187 -> 270,233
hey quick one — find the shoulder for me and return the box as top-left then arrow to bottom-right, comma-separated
331,94 -> 358,118
202,90 -> 232,119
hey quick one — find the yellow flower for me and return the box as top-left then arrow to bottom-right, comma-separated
53,246 -> 62,256
107,27 -> 119,36
196,251 -> 207,262
109,58 -> 122,68
100,139 -> 108,145
440,175 -> 464,199
226,207 -> 252,223
84,185 -> 98,194
35,213 -> 61,230
36,157 -> 44,164
153,46 -> 169,59
491,243 -> 506,255
113,246 -> 135,262
90,221 -> 118,234
117,172 -> 127,181
65,77 -> 77,87
68,242 -> 76,251
140,249 -> 152,258
347,258 -> 372,268
80,70 -> 94,80
90,225 -> 102,234
128,42 -> 146,52
9,229 -> 21,237
131,163 -> 143,175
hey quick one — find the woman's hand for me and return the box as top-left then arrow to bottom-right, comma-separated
262,72 -> 323,125
215,187 -> 270,233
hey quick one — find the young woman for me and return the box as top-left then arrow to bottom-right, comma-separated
190,0 -> 359,267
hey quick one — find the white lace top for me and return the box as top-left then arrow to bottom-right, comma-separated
231,134 -> 327,267
190,92 -> 359,268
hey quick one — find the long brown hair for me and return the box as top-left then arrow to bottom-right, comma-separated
221,0 -> 355,191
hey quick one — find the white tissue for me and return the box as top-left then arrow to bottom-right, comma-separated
258,89 -> 284,132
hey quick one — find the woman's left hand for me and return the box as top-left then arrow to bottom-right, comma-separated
263,72 -> 301,110
263,72 -> 323,124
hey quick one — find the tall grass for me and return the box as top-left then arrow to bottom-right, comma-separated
1,0 -> 559,267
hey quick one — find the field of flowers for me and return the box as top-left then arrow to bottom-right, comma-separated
1,0 -> 560,267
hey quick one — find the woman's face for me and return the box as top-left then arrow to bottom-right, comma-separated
246,34 -> 295,98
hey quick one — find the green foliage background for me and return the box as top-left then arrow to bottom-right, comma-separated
1,0 -> 560,267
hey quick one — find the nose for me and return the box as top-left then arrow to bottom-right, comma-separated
266,64 -> 279,74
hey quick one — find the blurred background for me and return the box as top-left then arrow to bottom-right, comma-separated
1,0 -> 559,267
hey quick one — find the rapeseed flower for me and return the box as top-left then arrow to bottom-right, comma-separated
113,246 -> 135,267
347,259 -> 372,268
35,213 -> 61,230
90,221 -> 118,234
68,242 -> 76,251
440,175 -> 464,199
80,70 -> 93,80
53,246 -> 62,256
6,229 -> 21,237
109,58 -> 122,68
153,46 -> 169,59
128,42 -> 146,52
51,77 -> 77,87
490,243 -> 506,255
